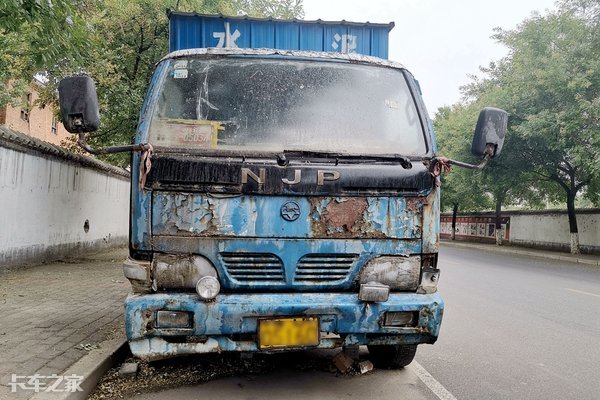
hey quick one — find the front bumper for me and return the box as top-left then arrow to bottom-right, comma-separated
125,292 -> 444,360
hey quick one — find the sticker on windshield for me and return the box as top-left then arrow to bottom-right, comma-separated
173,60 -> 188,69
385,99 -> 400,109
154,119 -> 223,149
173,69 -> 188,79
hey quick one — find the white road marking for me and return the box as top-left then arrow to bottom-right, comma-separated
565,288 -> 600,298
411,361 -> 458,400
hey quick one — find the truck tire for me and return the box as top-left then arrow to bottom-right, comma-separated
367,344 -> 418,369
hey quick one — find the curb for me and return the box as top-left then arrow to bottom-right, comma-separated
30,338 -> 129,400
441,240 -> 600,266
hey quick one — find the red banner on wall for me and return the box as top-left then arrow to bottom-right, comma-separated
440,215 -> 510,242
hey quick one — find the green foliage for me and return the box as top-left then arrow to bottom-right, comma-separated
434,104 -> 491,212
233,0 -> 304,19
436,0 -> 599,222
500,0 -> 599,238
0,0 -> 92,106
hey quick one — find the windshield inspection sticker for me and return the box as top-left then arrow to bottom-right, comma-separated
173,60 -> 188,69
385,99 -> 400,109
173,69 -> 188,79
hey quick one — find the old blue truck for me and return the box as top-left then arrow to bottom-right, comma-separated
58,12 -> 507,368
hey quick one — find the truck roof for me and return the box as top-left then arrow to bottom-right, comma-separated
168,11 -> 394,59
159,47 -> 406,70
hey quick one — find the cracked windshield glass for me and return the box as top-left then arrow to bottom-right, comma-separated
149,57 -> 427,155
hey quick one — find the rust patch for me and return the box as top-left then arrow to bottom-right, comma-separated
311,198 -> 383,238
421,186 -> 440,253
406,197 -> 425,212
323,198 -> 368,228
308,197 -> 322,211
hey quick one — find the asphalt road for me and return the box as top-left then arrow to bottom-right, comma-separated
416,245 -> 600,400
128,350 -> 440,400
128,245 -> 600,400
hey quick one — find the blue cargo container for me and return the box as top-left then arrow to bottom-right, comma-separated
168,11 -> 394,59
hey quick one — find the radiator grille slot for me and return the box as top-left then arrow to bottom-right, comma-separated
295,254 -> 358,282
220,252 -> 285,283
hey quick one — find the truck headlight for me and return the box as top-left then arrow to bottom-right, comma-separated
153,254 -> 218,291
359,256 -> 420,291
196,276 -> 220,300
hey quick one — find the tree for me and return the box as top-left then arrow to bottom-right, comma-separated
440,0 -> 599,253
486,0 -> 600,253
477,134 -> 544,244
0,0 -> 92,106
233,0 -> 304,19
434,104 -> 492,240
436,85 -> 548,245
462,79 -> 545,244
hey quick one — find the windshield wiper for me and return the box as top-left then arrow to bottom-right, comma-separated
350,154 -> 413,169
281,150 -> 413,169
282,149 -> 340,159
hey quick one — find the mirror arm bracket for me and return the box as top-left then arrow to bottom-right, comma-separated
436,143 -> 496,171
446,155 -> 491,170
77,132 -> 151,155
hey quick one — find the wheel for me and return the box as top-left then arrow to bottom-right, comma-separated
367,344 -> 418,369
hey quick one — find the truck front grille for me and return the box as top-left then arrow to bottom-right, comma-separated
294,254 -> 359,282
220,252 -> 285,283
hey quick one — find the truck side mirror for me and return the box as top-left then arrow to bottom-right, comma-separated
471,107 -> 508,158
58,76 -> 100,133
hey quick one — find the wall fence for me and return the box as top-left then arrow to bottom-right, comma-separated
441,209 -> 600,255
0,126 -> 130,268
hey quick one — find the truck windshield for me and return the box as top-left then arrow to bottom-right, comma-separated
149,56 -> 427,156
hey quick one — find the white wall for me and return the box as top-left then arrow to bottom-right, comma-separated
441,210 -> 600,254
510,212 -> 600,253
0,135 -> 130,267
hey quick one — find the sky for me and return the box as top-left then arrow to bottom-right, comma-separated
302,0 -> 558,116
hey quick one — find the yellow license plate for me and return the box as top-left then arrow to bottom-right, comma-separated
259,317 -> 319,349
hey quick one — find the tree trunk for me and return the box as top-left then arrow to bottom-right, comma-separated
566,191 -> 580,254
495,197 -> 503,246
451,204 -> 458,241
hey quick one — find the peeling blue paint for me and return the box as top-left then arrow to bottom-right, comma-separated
131,61 -> 169,252
125,292 -> 444,360
152,192 -> 422,239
